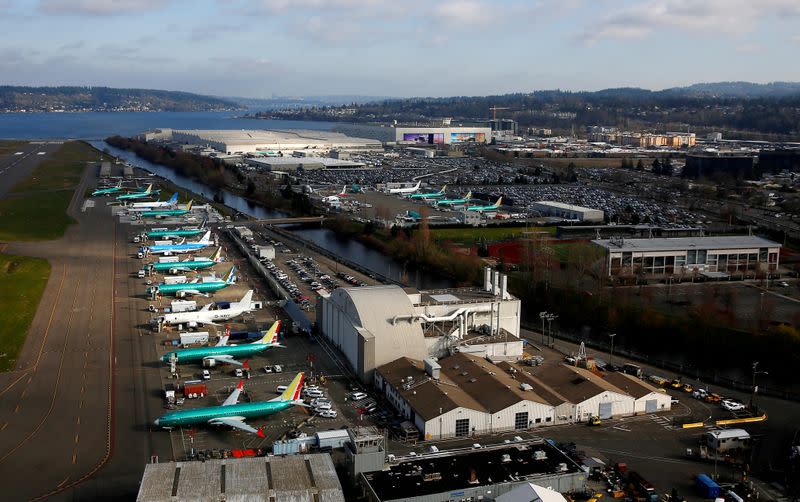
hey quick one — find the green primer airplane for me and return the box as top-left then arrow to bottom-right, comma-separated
154,371 -> 305,436
146,266 -> 236,297
140,200 -> 193,218
160,320 -> 283,367
466,197 -> 503,212
436,191 -> 473,206
117,183 -> 156,201
146,223 -> 206,240
147,247 -> 223,274
91,181 -> 124,196
409,185 -> 447,199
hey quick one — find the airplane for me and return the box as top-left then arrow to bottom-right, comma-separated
409,185 -> 447,199
126,193 -> 179,211
147,247 -> 223,274
160,320 -> 283,367
140,200 -> 193,218
387,181 -> 421,195
147,266 -> 236,297
466,197 -> 503,212
153,372 -> 306,436
159,290 -> 256,326
145,230 -> 213,255
145,221 -> 206,240
91,181 -> 124,196
116,183 -> 157,201
436,191 -> 472,206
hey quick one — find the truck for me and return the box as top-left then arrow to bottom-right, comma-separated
179,331 -> 209,346
183,381 -> 207,399
255,245 -> 275,260
695,474 -> 721,498
163,275 -> 188,285
170,300 -> 197,313
626,471 -> 658,502
623,363 -> 643,378
164,383 -> 177,404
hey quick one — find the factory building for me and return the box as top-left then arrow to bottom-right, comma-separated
136,454 -> 345,502
395,126 -> 492,145
593,235 -> 781,277
374,354 -> 668,441
319,268 -> 522,382
245,157 -> 366,171
360,439 -> 586,502
530,201 -> 604,223
143,128 -> 382,155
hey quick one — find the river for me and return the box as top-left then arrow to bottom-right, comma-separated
95,141 -> 452,289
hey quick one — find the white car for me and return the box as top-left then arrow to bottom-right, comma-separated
318,409 -> 337,418
350,391 -> 367,401
311,398 -> 331,407
263,366 -> 273,373
234,368 -> 243,378
314,402 -> 332,411
202,369 -> 211,380
722,400 -> 745,412
273,365 -> 282,373
304,389 -> 324,399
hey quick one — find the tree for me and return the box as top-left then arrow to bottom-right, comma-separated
245,179 -> 256,196
662,158 -> 673,176
636,159 -> 644,171
652,158 -> 662,175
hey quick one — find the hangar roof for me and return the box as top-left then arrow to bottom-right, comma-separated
528,364 -> 629,404
603,371 -> 662,399
592,235 -> 780,253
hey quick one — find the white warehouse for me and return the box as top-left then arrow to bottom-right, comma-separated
395,126 -> 492,145
530,201 -> 604,223
319,269 -> 522,382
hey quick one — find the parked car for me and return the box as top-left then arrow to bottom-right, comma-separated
234,368 -> 243,378
692,389 -> 708,399
722,400 -> 745,412
314,402 -> 332,411
263,366 -> 273,373
350,391 -> 367,401
273,365 -> 282,373
202,369 -> 211,380
319,409 -> 338,418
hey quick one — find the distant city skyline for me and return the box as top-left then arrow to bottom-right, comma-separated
2,0 -> 800,98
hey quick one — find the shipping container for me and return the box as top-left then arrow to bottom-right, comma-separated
179,332 -> 209,346
163,275 -> 188,285
170,300 -> 197,313
695,474 -> 721,498
158,256 -> 180,264
315,429 -> 350,449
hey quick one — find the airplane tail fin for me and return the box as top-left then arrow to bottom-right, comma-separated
279,372 -> 304,402
186,200 -> 193,211
465,191 -> 472,200
340,185 -> 347,196
440,185 -> 447,194
215,328 -> 230,347
495,197 -> 503,207
212,247 -> 223,263
168,192 -> 178,204
236,290 -> 253,309
145,184 -> 153,194
198,230 -> 212,244
257,320 -> 281,346
225,266 -> 237,284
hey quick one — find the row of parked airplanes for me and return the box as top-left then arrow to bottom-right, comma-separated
321,183 -> 503,212
93,182 -> 194,218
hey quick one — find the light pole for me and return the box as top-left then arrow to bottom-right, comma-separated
608,333 -> 617,367
539,311 -> 547,345
750,361 -> 768,411
546,313 -> 558,347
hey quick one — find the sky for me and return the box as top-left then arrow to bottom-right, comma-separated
2,0 -> 800,98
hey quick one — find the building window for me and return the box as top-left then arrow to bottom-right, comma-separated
455,418 -> 470,437
515,412 -> 529,430
545,417 -> 552,422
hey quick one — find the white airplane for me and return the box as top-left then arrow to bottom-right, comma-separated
157,290 -> 256,326
126,193 -> 179,211
387,181 -> 421,195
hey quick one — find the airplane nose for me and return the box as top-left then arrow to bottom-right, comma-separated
154,419 -> 160,426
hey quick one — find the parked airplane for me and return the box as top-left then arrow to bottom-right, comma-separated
117,183 -> 156,201
126,193 -> 178,211
145,230 -> 213,255
161,320 -> 283,367
140,200 -> 192,218
146,221 -> 206,240
436,191 -> 472,206
147,266 -> 235,297
153,372 -> 305,436
409,185 -> 447,199
147,247 -> 223,274
91,181 -> 124,196
467,197 -> 503,212
159,290 -> 255,326
387,181 -> 421,195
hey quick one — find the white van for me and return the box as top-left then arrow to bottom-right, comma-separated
350,391 -> 367,401
304,389 -> 324,399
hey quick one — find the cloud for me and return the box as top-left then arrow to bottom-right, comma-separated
39,0 -> 169,16
578,0 -> 800,45
59,40 -> 86,51
735,44 -> 762,54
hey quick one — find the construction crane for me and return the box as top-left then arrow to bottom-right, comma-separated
489,106 -> 509,120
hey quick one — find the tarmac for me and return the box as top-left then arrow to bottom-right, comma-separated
0,142 -> 63,197
0,160 -> 116,500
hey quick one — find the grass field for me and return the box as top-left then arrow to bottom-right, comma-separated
432,226 -> 556,244
0,254 -> 51,372
0,140 -> 27,156
0,191 -> 77,241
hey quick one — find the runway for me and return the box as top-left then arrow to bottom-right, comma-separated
0,161 -> 115,500
0,142 -> 62,198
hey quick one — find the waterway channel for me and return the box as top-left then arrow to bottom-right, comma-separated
94,141 -> 453,289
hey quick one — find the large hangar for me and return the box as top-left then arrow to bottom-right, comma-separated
319,269 -> 522,382
395,126 -> 492,145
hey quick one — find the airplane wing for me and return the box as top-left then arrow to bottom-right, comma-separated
221,380 -> 244,406
175,289 -> 205,297
200,303 -> 213,311
208,417 -> 264,437
202,355 -> 243,366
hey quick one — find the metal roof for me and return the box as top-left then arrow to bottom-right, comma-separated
705,428 -> 750,439
533,201 -> 603,213
592,235 -> 780,252
528,364 -> 630,404
603,371 -> 662,400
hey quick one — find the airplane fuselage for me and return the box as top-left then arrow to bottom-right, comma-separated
147,229 -> 203,239
148,243 -> 210,254
161,343 -> 272,364
141,209 -> 189,218
152,281 -> 229,296
150,259 -> 215,272
155,400 -> 293,428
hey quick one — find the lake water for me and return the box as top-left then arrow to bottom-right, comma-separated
0,111 -> 340,140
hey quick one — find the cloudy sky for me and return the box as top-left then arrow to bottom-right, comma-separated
2,0 -> 800,98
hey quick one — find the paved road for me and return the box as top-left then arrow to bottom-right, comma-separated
0,162 -> 115,500
0,142 -> 62,198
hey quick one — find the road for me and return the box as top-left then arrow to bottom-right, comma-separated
0,162 -> 115,501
